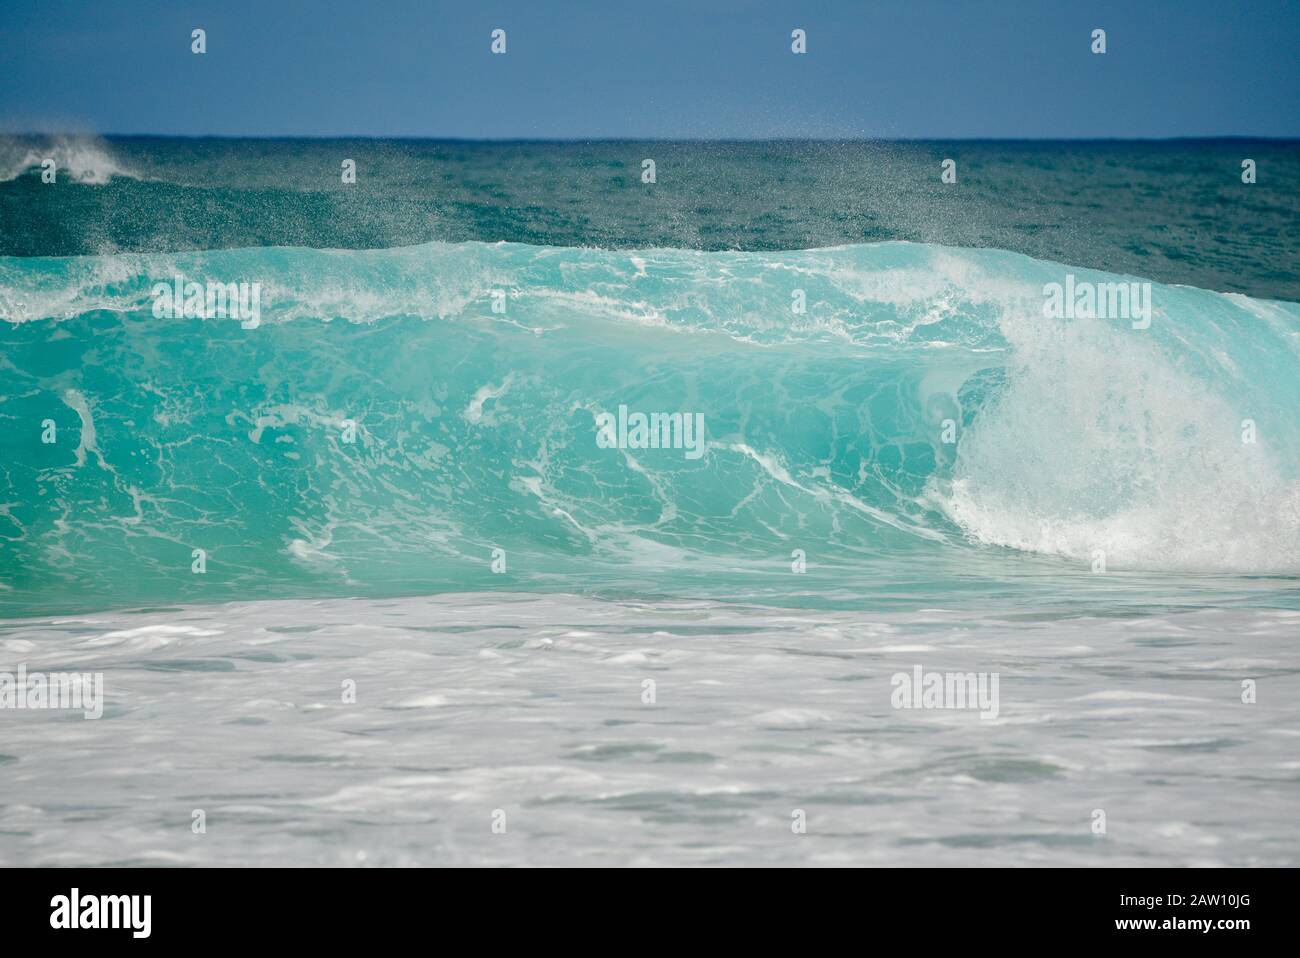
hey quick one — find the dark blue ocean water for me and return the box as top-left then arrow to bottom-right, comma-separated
3,136 -> 1298,298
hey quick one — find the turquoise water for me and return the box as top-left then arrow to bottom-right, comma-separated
2,238 -> 1299,618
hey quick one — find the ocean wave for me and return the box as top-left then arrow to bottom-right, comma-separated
0,240 -> 1297,613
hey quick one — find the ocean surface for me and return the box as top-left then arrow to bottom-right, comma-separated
1,136 -> 1298,866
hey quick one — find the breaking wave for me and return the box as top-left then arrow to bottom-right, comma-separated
1,240 -> 1297,613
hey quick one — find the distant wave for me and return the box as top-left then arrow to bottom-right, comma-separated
0,135 -> 139,184
0,240 -> 1297,614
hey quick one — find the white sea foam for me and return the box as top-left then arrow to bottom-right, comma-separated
934,287 -> 1300,573
0,593 -> 1295,866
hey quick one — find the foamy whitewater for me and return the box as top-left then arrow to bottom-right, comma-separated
1,137 -> 1298,865
0,594 -> 1294,867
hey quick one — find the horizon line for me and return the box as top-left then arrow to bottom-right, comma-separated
4,132 -> 1299,144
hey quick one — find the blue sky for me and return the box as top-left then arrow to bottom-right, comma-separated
1,0 -> 1297,138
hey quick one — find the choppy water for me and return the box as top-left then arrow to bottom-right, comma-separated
1,136 -> 1297,866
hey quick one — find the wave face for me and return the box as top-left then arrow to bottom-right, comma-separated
1,240 -> 1298,614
